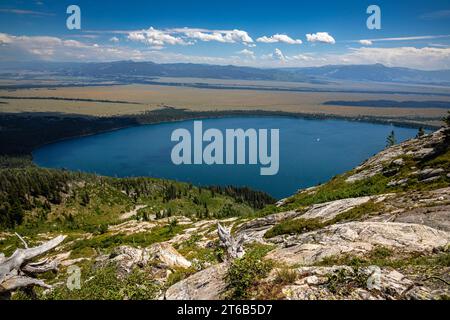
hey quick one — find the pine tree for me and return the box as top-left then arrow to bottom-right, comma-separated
81,191 -> 90,206
386,130 -> 397,148
416,127 -> 425,138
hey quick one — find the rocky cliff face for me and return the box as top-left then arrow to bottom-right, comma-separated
2,128 -> 449,300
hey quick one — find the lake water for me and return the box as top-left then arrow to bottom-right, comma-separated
33,117 -> 420,199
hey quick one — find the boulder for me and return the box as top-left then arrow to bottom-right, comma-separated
101,246 -> 151,276
97,243 -> 191,277
149,243 -> 192,269
165,263 -> 228,300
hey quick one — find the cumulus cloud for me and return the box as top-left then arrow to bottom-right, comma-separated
359,40 -> 373,46
257,34 -> 302,44
260,46 -> 450,69
173,28 -> 254,44
273,48 -> 286,61
109,36 -> 119,43
127,27 -> 254,47
0,33 -> 146,61
0,32 -> 253,64
1,32 -> 450,70
0,33 -> 13,44
127,27 -> 190,48
306,32 -> 336,44
338,46 -> 450,70
237,48 -> 255,59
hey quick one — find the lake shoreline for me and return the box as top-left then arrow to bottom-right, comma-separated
33,116 -> 422,199
0,107 -> 442,157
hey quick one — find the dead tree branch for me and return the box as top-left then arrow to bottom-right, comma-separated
0,235 -> 66,296
217,223 -> 245,260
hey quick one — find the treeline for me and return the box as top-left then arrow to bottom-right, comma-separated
0,167 -> 83,228
207,185 -> 276,209
3,107 -> 433,156
113,178 -> 275,209
0,163 -> 276,229
0,114 -> 136,155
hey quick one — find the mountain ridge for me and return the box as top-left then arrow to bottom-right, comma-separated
2,60 -> 450,85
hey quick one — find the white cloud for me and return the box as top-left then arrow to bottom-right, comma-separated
127,27 -> 254,47
306,32 -> 336,44
0,8 -> 53,16
0,32 -> 252,64
260,46 -> 450,69
359,40 -> 373,46
63,39 -> 86,48
2,32 -> 450,70
290,53 -> 321,62
257,34 -> 302,44
174,28 -> 254,45
273,48 -> 286,61
127,27 -> 191,48
237,48 -> 255,59
109,36 -> 119,43
364,35 -> 450,42
0,33 -> 13,44
0,33 -> 144,61
337,46 -> 450,70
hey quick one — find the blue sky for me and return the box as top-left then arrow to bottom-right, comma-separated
0,0 -> 450,69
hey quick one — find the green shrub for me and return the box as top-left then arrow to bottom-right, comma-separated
25,266 -> 160,300
328,201 -> 382,224
264,218 -> 324,238
225,247 -> 274,299
326,268 -> 369,295
274,268 -> 297,285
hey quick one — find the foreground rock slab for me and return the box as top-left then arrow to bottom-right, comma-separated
280,266 -> 442,300
165,263 -> 228,300
267,222 -> 450,266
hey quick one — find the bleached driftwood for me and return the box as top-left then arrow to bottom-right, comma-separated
0,234 -> 66,296
217,223 -> 245,260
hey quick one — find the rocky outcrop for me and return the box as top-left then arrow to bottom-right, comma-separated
368,205 -> 450,232
298,196 -> 383,222
165,263 -> 228,300
96,243 -> 191,277
235,210 -> 302,243
235,195 -> 390,243
149,243 -> 192,269
279,266 -> 441,300
266,222 -> 449,266
346,128 -> 448,183
97,246 -> 151,276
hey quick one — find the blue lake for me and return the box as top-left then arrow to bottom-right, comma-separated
33,117 -> 420,199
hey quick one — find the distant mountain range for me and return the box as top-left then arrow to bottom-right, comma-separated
1,60 -> 450,86
292,64 -> 450,85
